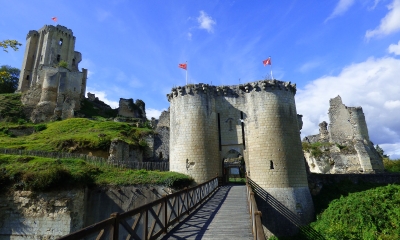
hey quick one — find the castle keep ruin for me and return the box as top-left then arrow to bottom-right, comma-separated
17,25 -> 87,122
168,80 -> 314,232
303,96 -> 384,173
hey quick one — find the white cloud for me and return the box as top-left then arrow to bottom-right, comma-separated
197,11 -> 216,33
388,40 -> 400,54
366,0 -> 400,39
325,0 -> 355,22
187,32 -> 192,40
296,56 -> 400,159
369,0 -> 382,10
146,108 -> 166,119
384,100 -> 400,109
380,143 -> 400,159
86,87 -> 119,108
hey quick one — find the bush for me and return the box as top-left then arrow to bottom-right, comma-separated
58,60 -> 68,68
34,124 -> 47,132
311,184 -> 400,239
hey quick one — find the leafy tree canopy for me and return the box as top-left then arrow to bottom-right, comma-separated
0,65 -> 20,93
0,40 -> 22,52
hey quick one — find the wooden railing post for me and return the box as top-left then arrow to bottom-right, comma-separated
163,194 -> 168,233
110,212 -> 119,240
186,187 -> 189,215
145,209 -> 149,240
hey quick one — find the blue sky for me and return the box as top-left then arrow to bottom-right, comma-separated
1,0 -> 400,158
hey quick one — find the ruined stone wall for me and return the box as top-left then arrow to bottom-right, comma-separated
168,80 -> 314,231
152,110 -> 170,161
108,139 -> 143,165
304,96 -> 384,173
118,98 -> 146,119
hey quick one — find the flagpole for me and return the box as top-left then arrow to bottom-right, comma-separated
270,64 -> 273,80
186,61 -> 188,85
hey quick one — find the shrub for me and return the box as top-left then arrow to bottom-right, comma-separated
34,124 -> 47,132
311,184 -> 400,239
58,60 -> 68,68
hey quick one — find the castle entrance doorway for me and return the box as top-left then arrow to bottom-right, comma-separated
222,149 -> 245,184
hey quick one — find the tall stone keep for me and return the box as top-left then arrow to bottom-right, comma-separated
17,24 -> 87,122
168,80 -> 314,235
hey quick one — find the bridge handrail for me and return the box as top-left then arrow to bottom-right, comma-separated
58,177 -> 219,240
246,176 -> 266,240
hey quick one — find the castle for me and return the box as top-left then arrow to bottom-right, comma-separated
167,80 -> 315,229
16,25 -> 87,122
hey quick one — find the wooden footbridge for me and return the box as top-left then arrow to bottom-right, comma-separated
59,178 -> 264,240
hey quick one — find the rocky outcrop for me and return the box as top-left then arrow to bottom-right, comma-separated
0,186 -> 174,239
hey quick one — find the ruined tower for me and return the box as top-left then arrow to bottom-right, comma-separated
17,24 -> 87,122
168,80 -> 314,235
303,96 -> 384,173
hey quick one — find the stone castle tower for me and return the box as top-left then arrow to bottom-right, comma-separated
17,24 -> 87,122
168,80 -> 314,232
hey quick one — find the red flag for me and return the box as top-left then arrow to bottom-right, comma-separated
263,57 -> 271,66
178,63 -> 187,70
52,17 -> 58,22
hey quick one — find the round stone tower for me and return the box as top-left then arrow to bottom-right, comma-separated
168,80 -> 314,236
168,85 -> 220,183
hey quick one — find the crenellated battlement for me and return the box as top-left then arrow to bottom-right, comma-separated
167,79 -> 296,101
38,24 -> 74,39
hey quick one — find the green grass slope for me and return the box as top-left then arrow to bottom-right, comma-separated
0,154 -> 192,191
0,118 -> 152,153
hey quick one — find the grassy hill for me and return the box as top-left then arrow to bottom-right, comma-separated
0,93 -> 193,190
0,118 -> 152,154
0,154 -> 192,191
0,93 -> 153,156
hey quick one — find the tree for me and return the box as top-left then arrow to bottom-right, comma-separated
0,65 -> 20,93
375,145 -> 388,158
0,40 -> 22,52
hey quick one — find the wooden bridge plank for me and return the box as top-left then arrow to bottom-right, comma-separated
161,185 -> 253,240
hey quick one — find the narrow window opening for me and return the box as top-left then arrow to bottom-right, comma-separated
241,111 -> 246,150
26,75 -> 30,80
57,55 -> 60,62
74,87 -> 76,91
59,38 -> 63,46
270,160 -> 274,169
159,152 -> 163,159
217,113 -> 222,151
40,55 -> 43,62
228,119 -> 233,131
72,58 -> 75,66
